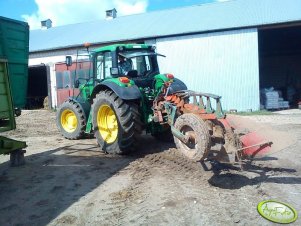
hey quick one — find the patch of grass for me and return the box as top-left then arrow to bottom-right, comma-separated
226,110 -> 274,116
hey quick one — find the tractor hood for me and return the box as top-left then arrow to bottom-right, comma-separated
168,78 -> 188,94
154,74 -> 187,96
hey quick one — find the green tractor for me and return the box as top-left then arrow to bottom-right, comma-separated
56,43 -> 271,162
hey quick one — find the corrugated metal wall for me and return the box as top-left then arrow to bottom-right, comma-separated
156,29 -> 259,111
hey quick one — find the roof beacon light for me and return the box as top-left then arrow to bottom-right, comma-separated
166,74 -> 174,79
119,77 -> 130,83
84,42 -> 91,48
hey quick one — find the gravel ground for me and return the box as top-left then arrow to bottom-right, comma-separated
0,110 -> 300,226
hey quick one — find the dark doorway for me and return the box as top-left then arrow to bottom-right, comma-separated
258,25 -> 301,109
27,64 -> 49,109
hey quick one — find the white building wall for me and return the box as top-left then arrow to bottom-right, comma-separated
156,29 -> 259,111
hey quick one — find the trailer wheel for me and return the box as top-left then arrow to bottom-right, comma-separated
56,100 -> 86,139
92,89 -> 142,154
174,113 -> 211,161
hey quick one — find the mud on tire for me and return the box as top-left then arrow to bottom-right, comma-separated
56,99 -> 86,139
174,113 -> 211,161
92,90 -> 142,154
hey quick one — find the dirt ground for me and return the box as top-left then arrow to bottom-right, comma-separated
0,110 -> 301,226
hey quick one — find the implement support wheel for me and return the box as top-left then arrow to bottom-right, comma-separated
174,113 -> 211,161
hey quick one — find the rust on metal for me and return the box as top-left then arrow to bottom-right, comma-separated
217,118 -> 232,130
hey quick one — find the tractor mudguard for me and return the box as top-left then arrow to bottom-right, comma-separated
67,96 -> 91,119
168,78 -> 188,94
97,81 -> 141,100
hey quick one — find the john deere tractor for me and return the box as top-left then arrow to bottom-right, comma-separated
56,44 -> 271,163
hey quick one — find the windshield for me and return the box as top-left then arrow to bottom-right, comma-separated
118,50 -> 163,77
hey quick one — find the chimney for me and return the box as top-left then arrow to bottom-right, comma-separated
106,8 -> 117,20
41,19 -> 52,29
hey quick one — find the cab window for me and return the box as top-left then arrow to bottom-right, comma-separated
96,54 -> 104,79
96,52 -> 112,79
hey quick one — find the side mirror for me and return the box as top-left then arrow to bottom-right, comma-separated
65,56 -> 72,67
110,67 -> 119,76
74,79 -> 80,88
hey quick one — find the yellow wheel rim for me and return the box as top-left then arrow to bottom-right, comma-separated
61,109 -> 78,133
97,105 -> 118,144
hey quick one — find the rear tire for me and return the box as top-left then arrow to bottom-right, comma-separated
56,100 -> 86,139
92,90 -> 142,154
174,113 -> 211,161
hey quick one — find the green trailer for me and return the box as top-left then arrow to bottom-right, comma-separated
0,16 -> 29,166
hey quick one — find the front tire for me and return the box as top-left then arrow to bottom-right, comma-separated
92,90 -> 142,154
56,100 -> 86,139
174,113 -> 211,161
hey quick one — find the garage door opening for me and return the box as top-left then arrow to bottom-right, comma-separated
258,25 -> 301,110
27,64 -> 50,109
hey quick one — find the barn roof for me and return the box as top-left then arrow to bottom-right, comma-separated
30,0 -> 301,53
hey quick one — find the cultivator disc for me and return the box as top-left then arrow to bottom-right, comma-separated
160,90 -> 273,164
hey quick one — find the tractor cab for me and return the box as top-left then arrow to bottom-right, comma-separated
66,44 -> 165,93
63,43 -> 188,109
92,44 -> 164,88
66,44 -> 184,103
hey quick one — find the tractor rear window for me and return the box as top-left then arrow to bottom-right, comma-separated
119,50 -> 163,77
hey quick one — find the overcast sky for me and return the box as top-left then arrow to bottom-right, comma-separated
0,0 -> 229,30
